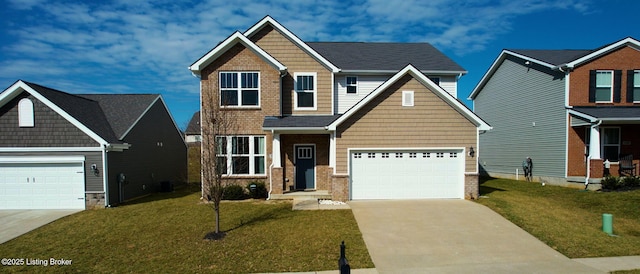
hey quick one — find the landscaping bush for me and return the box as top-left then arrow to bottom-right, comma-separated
621,176 -> 640,188
223,184 -> 247,200
247,181 -> 268,199
601,175 -> 620,190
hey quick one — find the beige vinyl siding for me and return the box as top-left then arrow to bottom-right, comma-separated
474,56 -> 566,177
250,25 -> 332,115
335,75 -> 388,114
335,75 -> 477,173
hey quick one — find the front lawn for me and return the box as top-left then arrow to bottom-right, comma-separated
476,178 -> 640,258
0,189 -> 373,273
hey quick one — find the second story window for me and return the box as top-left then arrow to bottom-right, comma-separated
631,70 -> 640,102
346,76 -> 357,94
595,70 -> 613,103
219,72 -> 259,107
294,72 -> 317,110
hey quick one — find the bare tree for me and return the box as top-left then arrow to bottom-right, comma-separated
201,86 -> 237,240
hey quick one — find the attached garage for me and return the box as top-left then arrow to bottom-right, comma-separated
0,156 -> 86,209
350,149 -> 464,199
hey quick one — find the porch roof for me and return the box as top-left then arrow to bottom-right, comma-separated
570,106 -> 640,126
262,115 -> 341,130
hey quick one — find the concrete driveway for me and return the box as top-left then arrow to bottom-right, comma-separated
0,210 -> 81,244
349,200 -> 603,274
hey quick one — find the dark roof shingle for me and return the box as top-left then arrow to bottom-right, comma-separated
507,49 -> 594,66
307,42 -> 466,72
185,111 -> 200,134
572,106 -> 640,120
263,115 -> 341,128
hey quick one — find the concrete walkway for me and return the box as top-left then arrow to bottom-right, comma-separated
348,200 -> 604,274
0,210 -> 80,244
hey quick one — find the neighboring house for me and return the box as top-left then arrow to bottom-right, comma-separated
469,37 -> 640,187
0,80 -> 187,209
189,16 -> 490,201
185,111 -> 201,144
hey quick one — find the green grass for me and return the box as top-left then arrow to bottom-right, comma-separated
476,178 -> 640,258
0,188 -> 373,273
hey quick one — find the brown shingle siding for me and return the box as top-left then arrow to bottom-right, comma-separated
335,76 -> 477,173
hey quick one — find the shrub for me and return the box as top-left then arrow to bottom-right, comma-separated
601,176 -> 620,190
621,176 -> 640,188
247,181 -> 268,199
222,184 -> 246,200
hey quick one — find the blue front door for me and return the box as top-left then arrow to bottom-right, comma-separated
295,145 -> 315,189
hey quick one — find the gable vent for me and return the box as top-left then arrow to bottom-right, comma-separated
402,91 -> 414,107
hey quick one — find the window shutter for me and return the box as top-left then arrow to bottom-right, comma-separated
613,70 -> 622,103
588,70 -> 596,102
628,70 -> 635,102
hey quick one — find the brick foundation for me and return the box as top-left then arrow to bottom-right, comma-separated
465,174 -> 479,200
86,192 -> 105,209
331,174 -> 349,202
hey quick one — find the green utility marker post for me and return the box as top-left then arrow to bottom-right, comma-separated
602,213 -> 613,235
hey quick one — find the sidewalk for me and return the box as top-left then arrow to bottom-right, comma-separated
573,256 -> 640,272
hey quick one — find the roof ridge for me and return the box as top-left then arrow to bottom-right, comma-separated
22,81 -> 99,103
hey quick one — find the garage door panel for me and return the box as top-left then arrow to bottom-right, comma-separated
351,150 -> 464,200
0,161 -> 85,209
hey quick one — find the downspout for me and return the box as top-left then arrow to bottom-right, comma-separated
585,120 -> 603,189
102,145 -> 110,207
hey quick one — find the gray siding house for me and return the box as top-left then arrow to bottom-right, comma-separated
0,80 -> 187,209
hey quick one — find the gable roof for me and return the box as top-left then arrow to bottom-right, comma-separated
188,31 -> 287,76
308,42 -> 466,74
185,111 -> 201,135
328,64 -> 490,131
243,16 -> 340,73
0,80 -> 167,147
469,37 -> 640,100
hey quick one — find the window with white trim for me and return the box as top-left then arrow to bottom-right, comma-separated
402,91 -> 414,107
585,127 -> 621,162
219,72 -> 260,107
595,70 -> 613,102
633,71 -> 640,102
18,98 -> 34,127
346,76 -> 357,94
294,73 -> 316,109
215,135 -> 265,175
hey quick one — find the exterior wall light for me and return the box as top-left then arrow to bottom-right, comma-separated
469,146 -> 475,157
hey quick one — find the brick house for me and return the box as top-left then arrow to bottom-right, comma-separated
189,16 -> 490,201
470,37 -> 640,187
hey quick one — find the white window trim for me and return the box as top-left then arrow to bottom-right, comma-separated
215,135 -> 266,176
18,98 -> 34,127
294,72 -> 317,110
219,71 -> 261,108
402,90 -> 414,107
595,70 -> 613,103
633,70 -> 640,103
346,76 -> 358,95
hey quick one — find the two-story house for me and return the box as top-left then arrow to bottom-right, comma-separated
470,37 -> 640,188
189,16 -> 490,201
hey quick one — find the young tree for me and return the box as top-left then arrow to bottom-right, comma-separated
201,86 -> 237,240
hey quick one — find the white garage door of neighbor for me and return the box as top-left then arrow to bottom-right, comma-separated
350,150 -> 464,199
0,161 -> 85,209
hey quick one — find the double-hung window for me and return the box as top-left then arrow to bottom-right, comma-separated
595,70 -> 613,103
215,135 -> 265,175
294,72 -> 316,109
346,76 -> 357,94
219,72 -> 259,107
632,71 -> 640,102
602,128 -> 620,162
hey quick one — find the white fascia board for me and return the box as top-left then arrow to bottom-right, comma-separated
6,81 -> 110,146
0,155 -> 85,163
188,31 -> 287,75
567,109 -> 598,123
469,50 -> 555,100
329,64 -> 491,131
0,147 -> 103,152
566,37 -> 640,68
244,16 -> 340,73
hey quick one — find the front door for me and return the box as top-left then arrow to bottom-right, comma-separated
295,145 -> 315,190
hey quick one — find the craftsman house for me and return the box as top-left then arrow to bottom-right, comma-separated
470,37 -> 640,187
0,80 -> 187,209
189,16 -> 490,201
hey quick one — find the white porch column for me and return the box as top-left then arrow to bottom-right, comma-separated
589,124 -> 601,159
329,132 -> 336,169
272,133 -> 281,168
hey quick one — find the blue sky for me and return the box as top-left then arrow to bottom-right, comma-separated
1,0 -> 639,129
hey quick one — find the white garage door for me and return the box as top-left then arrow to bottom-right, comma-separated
0,158 -> 85,209
350,150 -> 464,199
